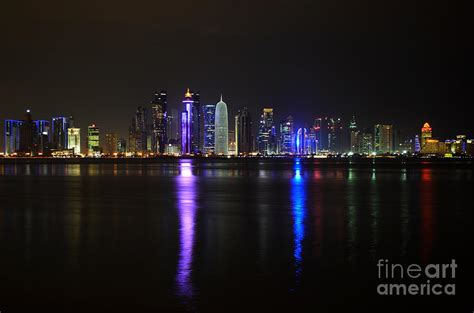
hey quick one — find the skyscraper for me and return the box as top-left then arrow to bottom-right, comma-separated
421,122 -> 432,147
361,132 -> 373,154
19,110 -> 37,155
4,120 -> 23,155
279,115 -> 295,154
374,124 -> 393,154
258,108 -> 275,155
67,128 -> 81,154
296,128 -> 307,155
151,91 -> 167,154
349,116 -> 359,153
181,89 -> 201,154
87,124 -> 100,156
235,107 -> 253,155
35,120 -> 50,154
104,133 -> 118,155
328,117 -> 343,153
214,96 -> 228,155
314,117 -> 329,151
129,106 -> 148,153
203,104 -> 216,154
52,116 -> 74,150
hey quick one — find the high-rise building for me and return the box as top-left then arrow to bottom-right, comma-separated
87,124 -> 100,156
52,116 -> 74,150
374,124 -> 393,154
67,128 -> 81,154
104,133 -> 118,155
279,115 -> 294,154
306,126 -> 317,154
235,107 -> 253,155
4,119 -> 23,155
151,91 -> 167,154
35,120 -> 50,154
166,108 -> 179,142
314,117 -> 329,151
19,110 -> 37,155
214,96 -> 228,155
181,89 -> 201,154
361,132 -> 373,154
258,108 -> 276,155
203,104 -> 216,154
414,135 -> 421,153
228,130 -> 236,156
349,116 -> 359,153
421,122 -> 432,147
129,106 -> 148,153
296,128 -> 308,155
117,138 -> 127,153
328,117 -> 343,153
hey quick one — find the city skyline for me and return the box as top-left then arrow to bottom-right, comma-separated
1,0 -> 469,151
2,89 -> 472,157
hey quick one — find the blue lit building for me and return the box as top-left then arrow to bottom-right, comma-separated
203,104 -> 216,154
296,128 -> 307,155
279,116 -> 294,154
4,119 -> 23,155
52,116 -> 74,150
34,120 -> 50,154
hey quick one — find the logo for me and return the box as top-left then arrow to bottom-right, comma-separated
376,259 -> 457,296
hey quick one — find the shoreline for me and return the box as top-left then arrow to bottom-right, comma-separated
0,156 -> 472,168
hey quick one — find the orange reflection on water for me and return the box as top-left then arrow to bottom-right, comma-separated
420,168 -> 435,264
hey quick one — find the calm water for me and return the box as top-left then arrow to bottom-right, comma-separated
0,159 -> 473,312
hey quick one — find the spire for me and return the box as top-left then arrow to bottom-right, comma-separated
220,93 -> 223,102
185,88 -> 192,98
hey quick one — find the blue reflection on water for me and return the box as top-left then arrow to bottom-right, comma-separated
291,158 -> 305,287
176,159 -> 196,301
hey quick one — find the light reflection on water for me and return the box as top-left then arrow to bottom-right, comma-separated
175,160 -> 197,305
291,158 -> 305,288
0,161 -> 471,311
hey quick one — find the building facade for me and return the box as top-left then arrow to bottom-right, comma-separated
214,96 -> 228,155
203,104 -> 216,154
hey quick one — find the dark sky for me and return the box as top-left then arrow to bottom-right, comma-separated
0,0 -> 470,147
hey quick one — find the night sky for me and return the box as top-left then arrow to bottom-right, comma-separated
0,0 -> 470,147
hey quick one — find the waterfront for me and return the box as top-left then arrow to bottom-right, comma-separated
0,159 -> 473,312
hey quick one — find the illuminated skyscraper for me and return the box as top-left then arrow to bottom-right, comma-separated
129,106 -> 148,153
421,122 -> 432,147
19,110 -> 37,155
374,124 -> 393,153
117,138 -> 127,154
151,91 -> 167,154
4,120 -> 23,155
35,120 -> 50,154
104,133 -> 118,155
414,135 -> 421,153
67,128 -> 81,154
258,108 -> 275,155
52,116 -> 74,150
214,96 -> 228,155
235,107 -> 253,155
349,116 -> 359,153
328,117 -> 343,153
361,132 -> 373,154
296,128 -> 307,155
87,124 -> 100,156
314,117 -> 329,151
279,115 -> 295,154
203,104 -> 216,154
181,89 -> 201,154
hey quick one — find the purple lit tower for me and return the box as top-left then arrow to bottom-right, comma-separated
181,88 -> 201,154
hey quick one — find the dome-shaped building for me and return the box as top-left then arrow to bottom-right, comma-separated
214,95 -> 228,155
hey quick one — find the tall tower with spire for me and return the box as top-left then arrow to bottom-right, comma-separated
181,88 -> 201,154
214,95 -> 228,155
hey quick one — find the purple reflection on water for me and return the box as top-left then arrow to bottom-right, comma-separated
175,159 -> 196,301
